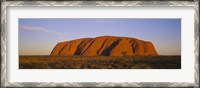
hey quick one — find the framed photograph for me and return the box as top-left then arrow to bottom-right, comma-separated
1,1 -> 199,88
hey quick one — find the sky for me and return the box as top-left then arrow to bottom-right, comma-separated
19,19 -> 181,55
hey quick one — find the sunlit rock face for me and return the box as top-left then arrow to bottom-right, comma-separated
50,36 -> 158,56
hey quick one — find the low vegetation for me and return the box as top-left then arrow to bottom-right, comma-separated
19,56 -> 181,69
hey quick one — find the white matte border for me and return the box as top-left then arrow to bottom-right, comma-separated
6,6 -> 194,83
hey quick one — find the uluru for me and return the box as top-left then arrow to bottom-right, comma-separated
50,36 -> 158,56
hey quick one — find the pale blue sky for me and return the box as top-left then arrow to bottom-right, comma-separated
19,19 -> 181,55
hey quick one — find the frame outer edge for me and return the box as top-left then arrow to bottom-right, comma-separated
1,1 -> 7,88
194,1 -> 199,88
1,1 -> 199,88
